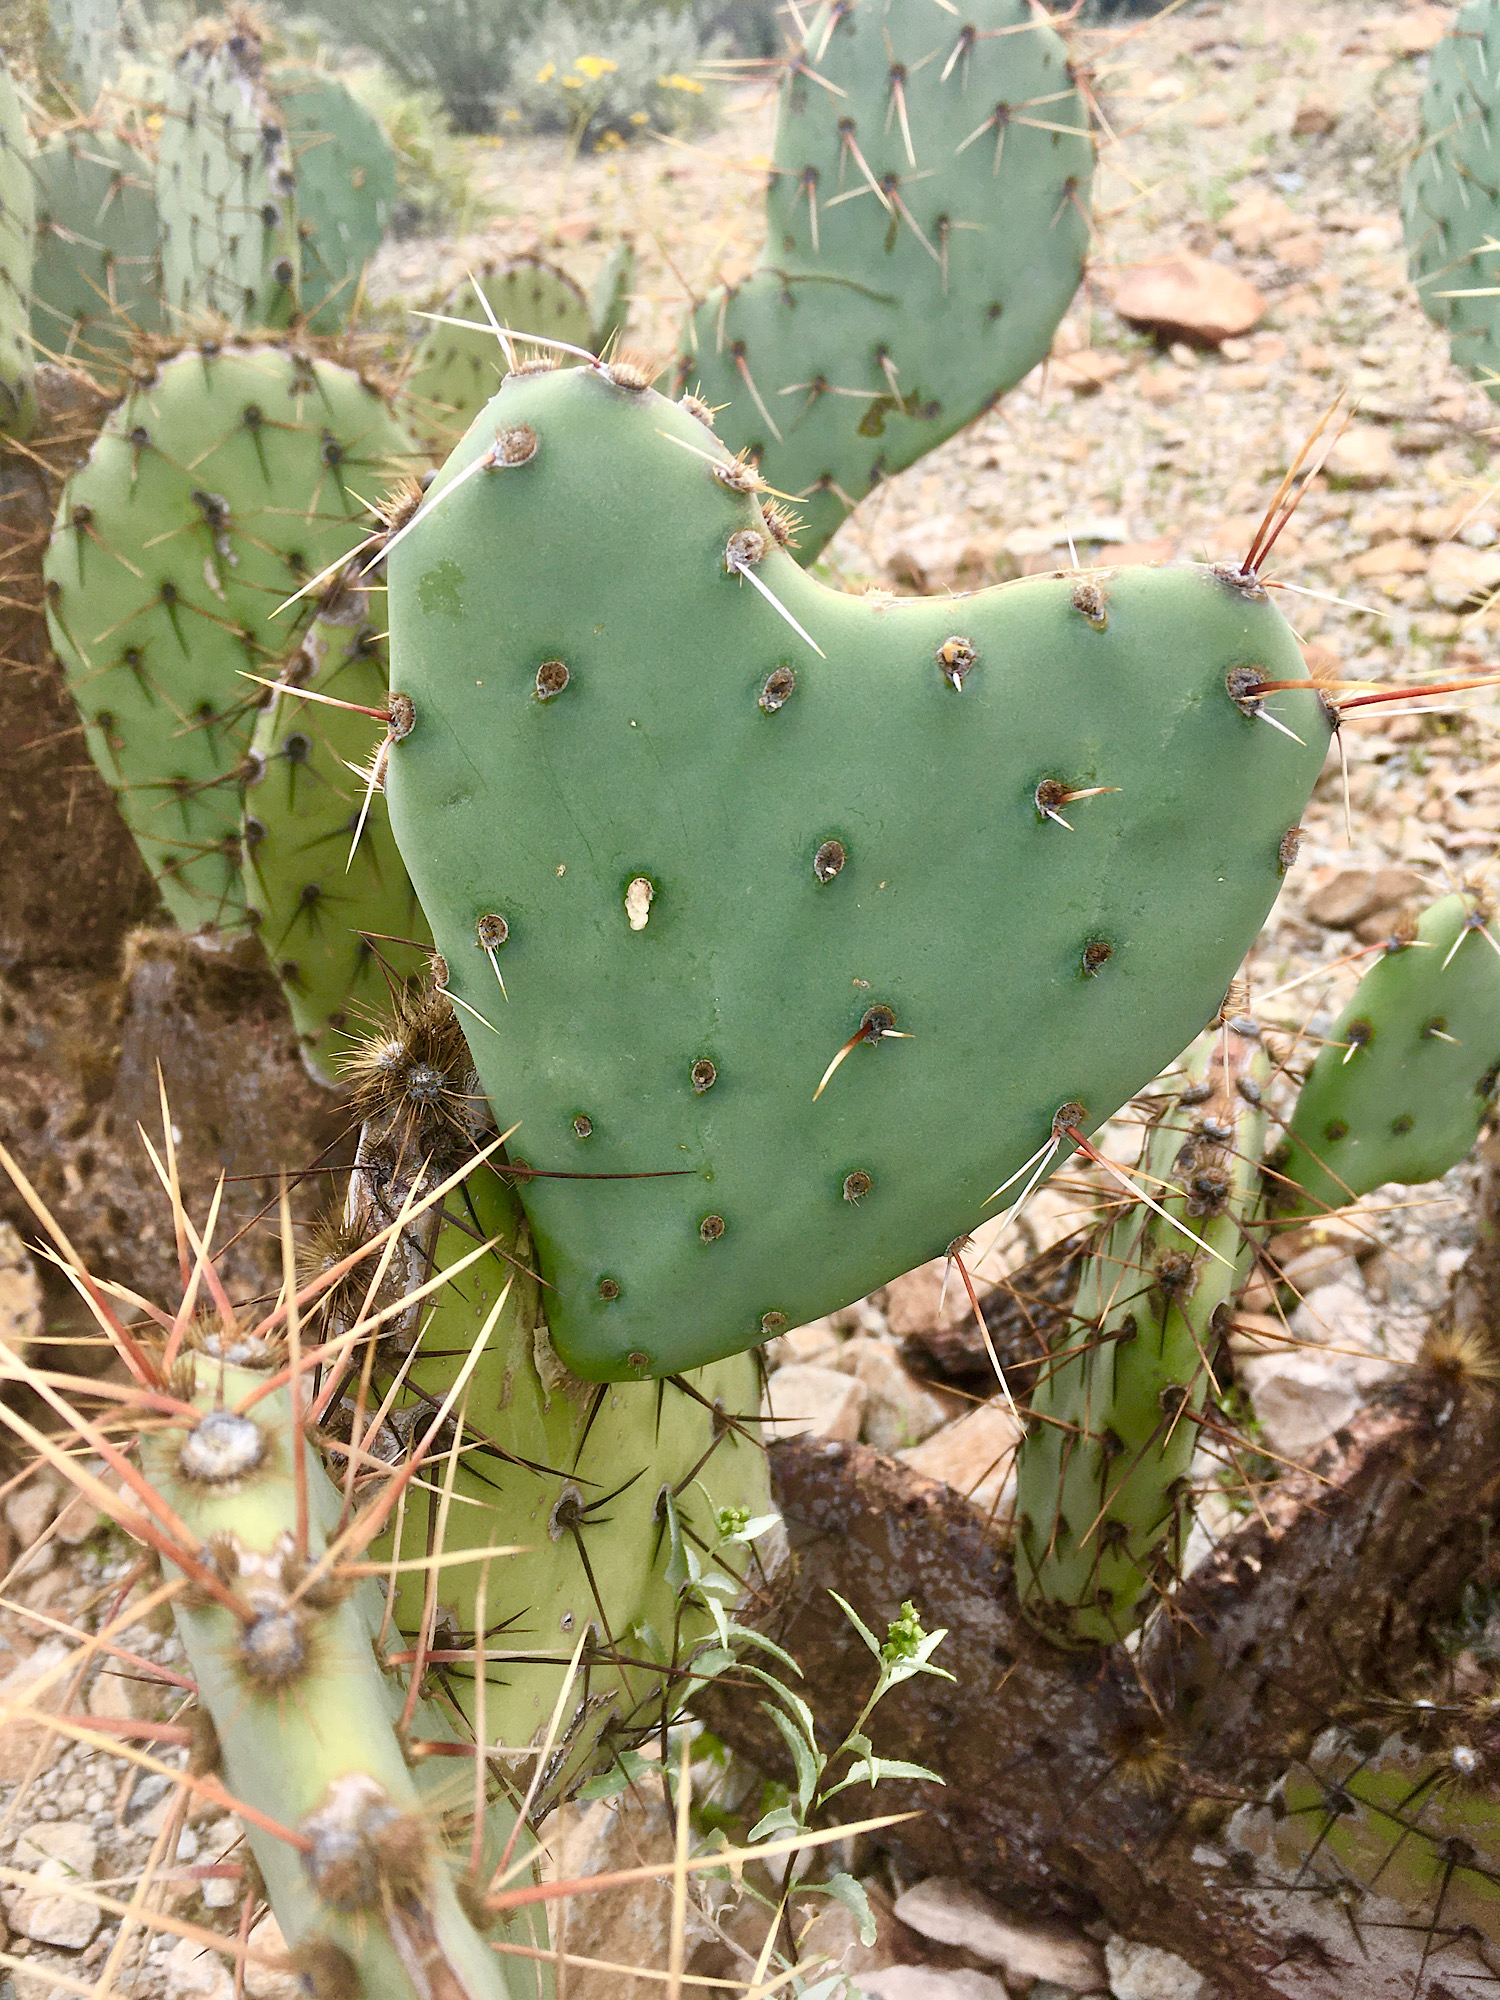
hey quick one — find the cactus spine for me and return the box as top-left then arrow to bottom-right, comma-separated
677,0 -> 1093,561
1014,1012 -> 1270,1649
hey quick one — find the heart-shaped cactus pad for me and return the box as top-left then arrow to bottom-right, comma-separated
385,366 -> 1331,1380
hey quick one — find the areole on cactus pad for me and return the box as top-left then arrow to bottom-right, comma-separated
382,364 -> 1331,1381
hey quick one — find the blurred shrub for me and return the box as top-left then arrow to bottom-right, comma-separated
505,6 -> 723,147
297,0 -> 527,131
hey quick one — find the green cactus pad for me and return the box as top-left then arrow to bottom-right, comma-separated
1405,0 -> 1500,399
243,572 -> 432,1079
1254,1720 -> 1500,1938
45,0 -> 121,108
406,257 -> 595,444
0,57 -> 37,437
271,65 -> 397,333
157,26 -> 394,333
384,365 -> 1330,1381
589,238 -> 635,355
1276,892 -> 1500,1215
45,338 -> 417,934
1016,1017 -> 1269,1650
29,126 -> 164,373
373,1151 -> 770,1810
676,0 -> 1092,561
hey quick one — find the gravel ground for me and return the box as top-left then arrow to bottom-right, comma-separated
4,4 -> 1499,1996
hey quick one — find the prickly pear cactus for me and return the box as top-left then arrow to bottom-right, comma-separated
326,985 -> 771,1810
1230,1700 -> 1500,1943
243,563 -> 432,1079
1405,0 -> 1500,399
0,56 -> 37,437
44,337 -> 417,934
1015,1013 -> 1270,1649
157,23 -> 394,333
46,0 -> 120,108
677,0 -> 1093,561
383,363 -> 1331,1381
29,125 -> 163,371
589,238 -> 634,355
143,1364 -> 528,2000
1275,892 -> 1500,1216
406,257 -> 594,442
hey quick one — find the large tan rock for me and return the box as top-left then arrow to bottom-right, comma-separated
893,1878 -> 1107,1990
0,1222 -> 42,1362
1108,255 -> 1265,345
1429,541 -> 1500,611
0,1641 -> 78,1782
898,1399 -> 1023,1516
6,1823 -> 99,1950
762,1364 -> 866,1443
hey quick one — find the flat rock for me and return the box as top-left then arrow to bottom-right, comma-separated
854,1971 -> 1012,2000
1304,867 -> 1426,928
4,1476 -> 60,1551
1292,94 -> 1337,136
836,1338 -> 951,1451
762,1364 -> 867,1443
164,1935 -> 234,2000
1108,254 -> 1265,344
899,1400 -> 1022,1516
1105,1937 -> 1205,2000
1428,541 -> 1500,611
1325,425 -> 1394,488
0,1642 -> 77,1782
0,1220 -> 42,1360
894,1879 -> 1106,1990
1239,1283 -> 1393,1459
244,1913 -> 303,2000
884,1260 -> 969,1339
8,1823 -> 98,1950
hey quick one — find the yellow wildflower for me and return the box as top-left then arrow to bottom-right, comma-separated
535,60 -> 555,82
658,72 -> 704,94
574,54 -> 618,79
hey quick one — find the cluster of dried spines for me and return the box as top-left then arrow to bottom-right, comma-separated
1014,1014 -> 1271,1650
323,978 -> 771,1814
1273,891 -> 1500,1217
1224,1690 -> 1500,1957
157,17 -> 394,334
407,246 -> 636,445
0,56 -> 37,437
28,120 -> 164,376
243,559 -> 432,1081
146,1359 -> 537,2000
675,0 -> 1094,562
43,335 -> 418,934
1404,0 -> 1500,399
382,360 -> 1330,1381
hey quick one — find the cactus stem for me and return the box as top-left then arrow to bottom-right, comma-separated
1057,1123 -> 1235,1271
